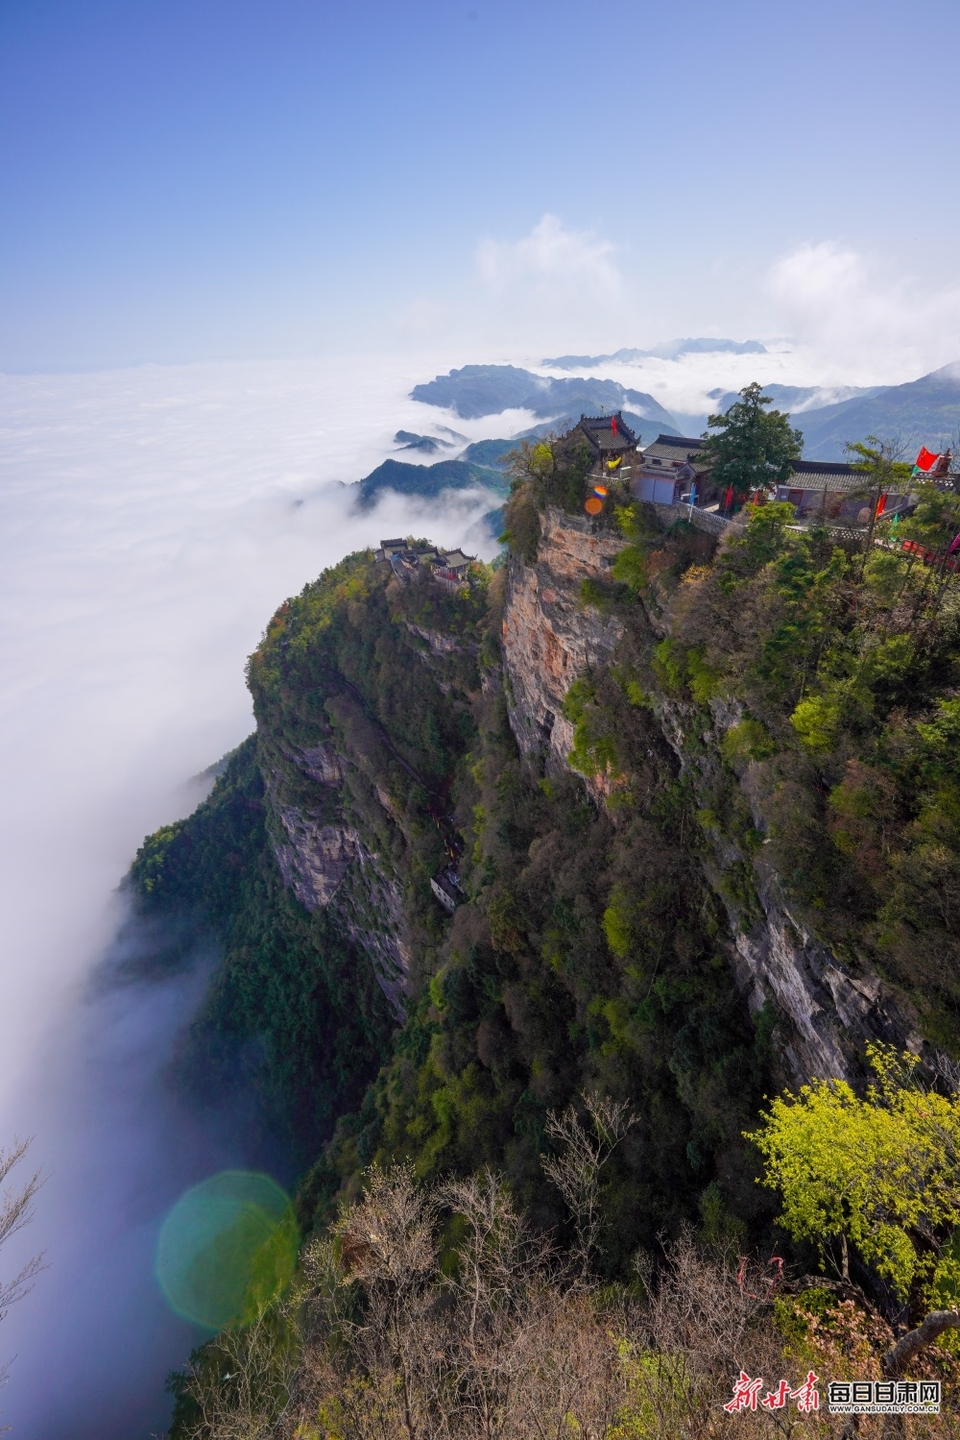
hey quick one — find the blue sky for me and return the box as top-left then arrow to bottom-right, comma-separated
3,0 -> 960,371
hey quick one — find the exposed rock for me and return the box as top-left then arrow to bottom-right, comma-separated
502,507 -> 626,771
262,503 -> 932,1083
406,623 -> 478,656
295,742 -> 344,787
262,731 -> 415,1018
331,844 -> 412,1022
653,697 -> 924,1084
731,892 -> 923,1083
499,507 -> 925,1085
270,805 -> 360,910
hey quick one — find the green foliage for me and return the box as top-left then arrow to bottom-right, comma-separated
896,480 -> 960,552
305,631 -> 768,1267
611,545 -> 648,593
721,718 -> 775,766
562,677 -> 620,778
717,501 -> 801,583
579,575 -> 631,613
748,1044 -> 960,1301
845,436 -> 914,497
500,433 -> 607,554
602,882 -> 634,960
500,482 -> 541,561
790,694 -> 842,753
132,429 -> 960,1400
696,383 -> 803,502
916,698 -> 960,769
651,638 -> 686,694
685,649 -> 722,704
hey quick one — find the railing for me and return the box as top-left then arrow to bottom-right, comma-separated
648,500 -> 744,538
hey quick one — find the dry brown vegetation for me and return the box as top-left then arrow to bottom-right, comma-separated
173,1164 -> 960,1439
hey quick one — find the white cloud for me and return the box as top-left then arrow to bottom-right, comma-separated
476,214 -> 621,307
766,241 -> 960,380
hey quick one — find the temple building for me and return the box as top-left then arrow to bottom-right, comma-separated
635,434 -> 714,506
376,539 -> 476,588
567,412 -> 640,486
773,460 -> 910,524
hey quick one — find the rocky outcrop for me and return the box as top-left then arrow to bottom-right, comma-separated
262,744 -> 413,1017
331,847 -> 412,1021
405,623 -> 478,657
730,893 -> 923,1083
295,742 -> 344,787
502,507 -> 626,770
260,505 -> 931,1081
270,806 -> 360,910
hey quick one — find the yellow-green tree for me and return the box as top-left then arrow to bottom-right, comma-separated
747,1045 -> 960,1375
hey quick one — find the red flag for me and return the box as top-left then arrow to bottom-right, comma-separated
610,414 -> 618,435
915,446 -> 940,471
875,493 -> 887,519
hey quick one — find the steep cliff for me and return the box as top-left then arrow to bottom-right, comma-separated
131,467 -> 960,1269
501,506 -> 626,775
499,501 -> 933,1086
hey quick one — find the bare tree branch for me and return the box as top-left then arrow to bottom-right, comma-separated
541,1092 -> 635,1270
0,1138 -> 46,1322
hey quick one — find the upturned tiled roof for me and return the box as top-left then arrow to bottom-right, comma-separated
576,412 -> 638,454
781,460 -> 903,495
641,435 -> 708,466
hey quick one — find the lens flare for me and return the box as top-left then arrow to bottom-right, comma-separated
156,1171 -> 298,1329
584,496 -> 603,515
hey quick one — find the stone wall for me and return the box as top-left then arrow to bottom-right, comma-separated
649,500 -> 744,539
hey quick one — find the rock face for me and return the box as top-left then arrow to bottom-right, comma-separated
296,742 -> 345,787
658,695 -> 924,1083
502,507 -> 626,771
270,806 -> 360,910
498,508 -> 925,1086
261,744 -> 412,1018
730,892 -> 923,1083
331,848 -> 412,1021
260,506 -> 929,1083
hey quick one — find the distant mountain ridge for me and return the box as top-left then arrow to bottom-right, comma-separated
410,364 -> 679,429
791,363 -> 960,460
407,357 -> 960,470
353,457 -> 506,509
669,369 -> 960,461
710,383 -> 883,416
542,338 -> 767,368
